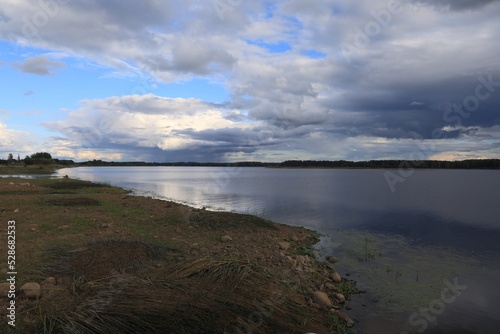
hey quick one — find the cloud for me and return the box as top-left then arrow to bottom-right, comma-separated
1,0 -> 500,161
412,0 -> 499,11
12,55 -> 64,75
0,122 -> 34,155
43,94 -> 258,161
24,89 -> 34,96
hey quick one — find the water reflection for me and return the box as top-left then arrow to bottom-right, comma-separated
57,166 -> 500,334
0,174 -> 58,179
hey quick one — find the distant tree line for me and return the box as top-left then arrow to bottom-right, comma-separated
0,152 -> 75,166
74,159 -> 500,169
2,153 -> 499,170
278,159 -> 500,169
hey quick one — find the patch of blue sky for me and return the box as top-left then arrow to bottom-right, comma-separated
262,2 -> 277,18
303,50 -> 327,59
246,39 -> 292,53
281,15 -> 303,32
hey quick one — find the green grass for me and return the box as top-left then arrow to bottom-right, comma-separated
0,165 -> 61,175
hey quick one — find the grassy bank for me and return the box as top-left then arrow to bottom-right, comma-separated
0,165 -> 63,175
0,177 -> 358,333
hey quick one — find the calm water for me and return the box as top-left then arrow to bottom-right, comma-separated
57,166 -> 500,334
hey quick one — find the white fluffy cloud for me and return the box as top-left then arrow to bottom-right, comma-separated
0,122 -> 34,156
44,94 -> 257,160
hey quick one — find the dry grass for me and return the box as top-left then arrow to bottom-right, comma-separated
44,257 -> 325,334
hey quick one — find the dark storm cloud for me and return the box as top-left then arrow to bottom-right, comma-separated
321,68 -> 500,139
413,0 -> 499,11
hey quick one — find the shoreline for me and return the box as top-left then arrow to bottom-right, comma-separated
0,175 -> 359,333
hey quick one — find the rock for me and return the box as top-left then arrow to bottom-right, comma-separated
20,283 -> 41,299
331,310 -> 354,327
0,283 -> 11,297
100,223 -> 110,229
41,278 -> 57,293
296,255 -> 306,265
9,182 -> 15,185
221,235 -> 233,242
14,208 -> 19,213
41,277 -> 56,286
278,241 -> 291,251
19,182 -> 30,187
329,272 -> 342,283
334,293 -> 346,303
326,255 -> 339,263
312,291 -> 332,307
58,225 -> 70,231
325,283 -> 338,292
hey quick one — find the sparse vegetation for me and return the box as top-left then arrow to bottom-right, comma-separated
0,177 -> 357,333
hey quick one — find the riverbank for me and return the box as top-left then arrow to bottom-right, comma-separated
0,177 -> 358,333
0,165 -> 63,175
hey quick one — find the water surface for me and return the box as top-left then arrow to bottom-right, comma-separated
57,166 -> 500,333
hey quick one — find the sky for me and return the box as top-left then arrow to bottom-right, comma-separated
0,0 -> 499,162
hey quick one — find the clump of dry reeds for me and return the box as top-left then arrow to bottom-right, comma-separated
42,257 -> 326,334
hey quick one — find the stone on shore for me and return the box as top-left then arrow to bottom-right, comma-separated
325,283 -> 338,292
20,283 -> 41,299
329,272 -> 342,283
221,235 -> 233,242
278,241 -> 291,251
312,291 -> 333,307
0,283 -> 10,297
41,277 -> 57,286
334,293 -> 346,303
331,309 -> 355,327
326,255 -> 338,263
